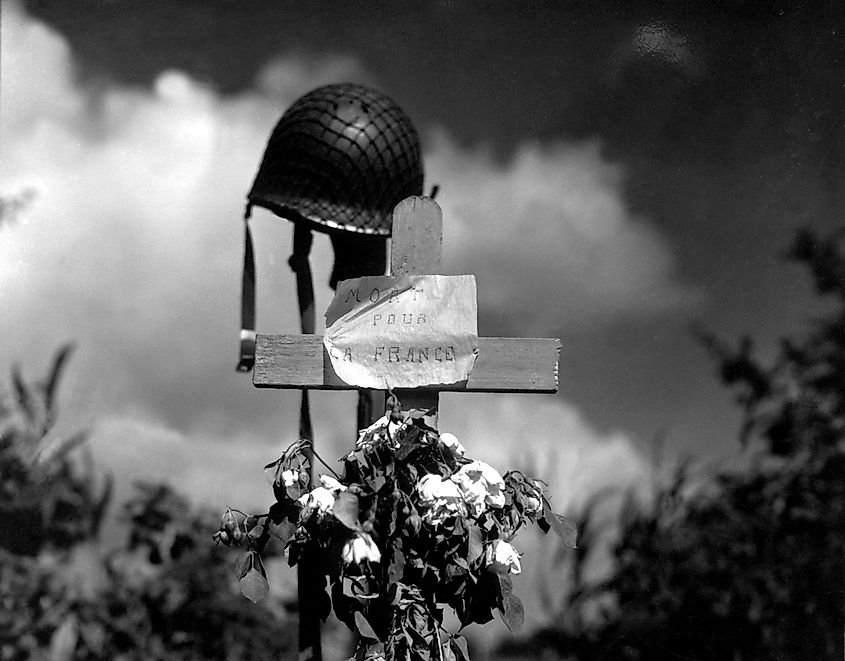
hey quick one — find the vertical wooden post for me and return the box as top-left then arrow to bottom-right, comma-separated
291,224 -> 322,661
390,197 -> 443,422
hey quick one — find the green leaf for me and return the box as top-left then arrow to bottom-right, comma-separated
49,615 -> 78,661
467,525 -> 484,564
248,519 -> 267,541
368,474 -> 387,492
263,458 -> 281,484
436,635 -> 455,661
333,491 -> 361,529
235,551 -> 253,579
240,567 -> 269,603
12,364 -> 36,426
36,429 -> 89,466
388,545 -> 406,583
395,439 -> 422,461
497,572 -> 513,595
343,575 -> 377,599
542,499 -> 578,549
450,635 -> 470,661
407,625 -> 429,650
43,343 -> 74,426
354,611 -> 379,640
494,572 -> 524,631
499,591 -> 525,632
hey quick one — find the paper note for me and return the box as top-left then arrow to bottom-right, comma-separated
324,274 -> 479,389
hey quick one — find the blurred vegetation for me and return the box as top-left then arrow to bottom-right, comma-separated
0,345 -> 297,661
506,230 -> 845,661
3,229 -> 844,661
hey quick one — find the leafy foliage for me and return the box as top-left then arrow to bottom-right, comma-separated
217,396 -> 576,661
0,348 -> 297,661
517,230 -> 845,661
0,343 -> 111,555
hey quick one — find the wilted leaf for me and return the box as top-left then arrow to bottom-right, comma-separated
500,591 -> 525,632
248,518 -> 267,541
467,526 -> 483,563
406,625 -> 429,650
495,573 -> 523,632
549,513 -> 578,549
389,545 -> 406,583
543,498 -> 578,548
43,343 -> 74,423
264,458 -> 282,485
450,635 -> 470,661
36,430 -> 89,466
235,550 -> 253,579
437,635 -> 456,661
49,615 -> 78,661
12,364 -> 36,426
368,474 -> 387,492
497,572 -> 513,595
240,567 -> 270,603
354,611 -> 379,640
78,622 -> 105,655
333,491 -> 361,529
406,407 -> 438,430
395,439 -> 423,461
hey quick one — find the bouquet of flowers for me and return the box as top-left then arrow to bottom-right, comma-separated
215,396 -> 576,661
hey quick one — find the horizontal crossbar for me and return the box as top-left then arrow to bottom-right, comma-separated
253,334 -> 560,393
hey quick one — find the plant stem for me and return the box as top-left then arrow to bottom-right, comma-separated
311,447 -> 342,479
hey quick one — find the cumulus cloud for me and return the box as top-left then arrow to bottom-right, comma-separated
428,135 -> 699,334
1,1 -> 653,553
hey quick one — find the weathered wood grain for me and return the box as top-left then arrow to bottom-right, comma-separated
390,196 -> 442,276
253,334 -> 560,393
389,197 -> 443,414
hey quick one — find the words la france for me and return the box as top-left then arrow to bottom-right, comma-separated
334,283 -> 457,364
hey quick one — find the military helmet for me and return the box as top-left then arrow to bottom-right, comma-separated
247,83 -> 424,236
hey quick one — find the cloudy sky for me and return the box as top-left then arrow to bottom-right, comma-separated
1,1 -> 841,529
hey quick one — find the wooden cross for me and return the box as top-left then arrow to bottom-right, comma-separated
252,196 -> 560,421
251,195 -> 559,661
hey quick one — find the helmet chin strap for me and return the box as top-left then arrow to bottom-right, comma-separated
237,206 -> 257,372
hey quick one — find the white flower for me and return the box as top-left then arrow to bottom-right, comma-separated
451,460 -> 506,516
356,415 -> 403,448
417,474 -> 463,502
438,432 -> 466,457
416,474 -> 467,524
485,540 -> 522,575
455,480 -> 488,517
281,469 -> 300,487
341,531 -> 381,564
297,486 -> 336,516
319,474 -> 346,492
524,493 -> 544,514
357,415 -> 389,446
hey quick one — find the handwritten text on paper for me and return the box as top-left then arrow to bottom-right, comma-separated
323,275 -> 478,389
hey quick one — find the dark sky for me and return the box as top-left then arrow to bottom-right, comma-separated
16,0 -> 845,458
